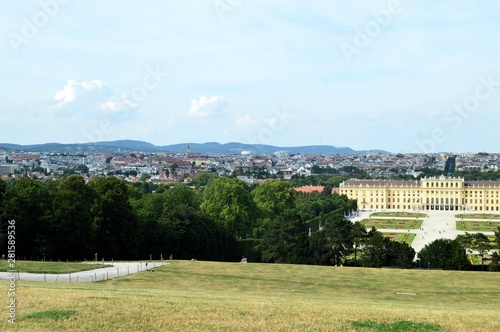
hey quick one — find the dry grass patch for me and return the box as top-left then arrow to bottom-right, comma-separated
1,261 -> 499,331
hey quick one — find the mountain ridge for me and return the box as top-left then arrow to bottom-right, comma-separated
0,140 -> 389,155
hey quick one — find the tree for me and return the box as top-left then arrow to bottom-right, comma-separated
260,210 -> 307,264
191,172 -> 218,187
471,233 -> 491,271
418,238 -> 470,270
251,180 -> 296,237
323,216 -> 353,266
321,185 -> 333,198
137,191 -> 178,259
201,177 -> 256,238
387,241 -> 415,268
0,178 -> 5,211
162,185 -> 201,258
305,230 -> 331,265
140,173 -> 151,181
137,185 -> 236,261
361,227 -> 390,268
495,226 -> 500,248
0,178 -> 6,250
352,221 -> 367,264
0,177 -> 50,258
89,177 -> 141,259
48,175 -> 94,259
489,252 -> 500,272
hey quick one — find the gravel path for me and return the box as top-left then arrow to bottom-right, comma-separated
0,261 -> 166,283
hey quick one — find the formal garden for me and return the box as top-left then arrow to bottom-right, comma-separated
382,233 -> 416,245
371,212 -> 427,218
361,218 -> 423,230
456,220 -> 500,232
455,213 -> 500,220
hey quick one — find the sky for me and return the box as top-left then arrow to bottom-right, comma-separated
1,0 -> 500,153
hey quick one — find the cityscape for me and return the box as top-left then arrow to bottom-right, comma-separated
0,142 -> 498,183
2,0 -> 500,331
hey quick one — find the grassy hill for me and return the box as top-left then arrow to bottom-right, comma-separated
2,261 -> 499,331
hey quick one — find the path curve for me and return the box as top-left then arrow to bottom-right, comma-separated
0,261 -> 166,283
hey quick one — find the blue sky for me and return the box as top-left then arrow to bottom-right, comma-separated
1,0 -> 500,153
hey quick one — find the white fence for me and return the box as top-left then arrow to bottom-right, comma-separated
0,261 -> 163,283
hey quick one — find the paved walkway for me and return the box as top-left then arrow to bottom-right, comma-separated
0,261 -> 166,283
350,210 -> 497,254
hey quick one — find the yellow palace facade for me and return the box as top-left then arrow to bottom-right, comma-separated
339,176 -> 500,212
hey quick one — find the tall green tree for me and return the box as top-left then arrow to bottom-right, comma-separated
48,175 -> 94,259
201,177 -> 256,238
251,180 -> 296,237
361,227 -> 390,268
495,226 -> 500,248
352,221 -> 368,263
387,241 -> 415,268
489,252 -> 500,272
137,191 -> 179,259
191,172 -> 218,187
89,177 -> 141,259
323,216 -> 354,266
1,177 -> 50,258
471,233 -> 491,271
418,238 -> 470,270
0,178 -> 5,209
260,209 -> 307,264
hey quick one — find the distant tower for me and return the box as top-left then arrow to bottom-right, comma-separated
187,145 -> 190,157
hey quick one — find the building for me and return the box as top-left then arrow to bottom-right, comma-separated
339,175 -> 500,212
0,164 -> 20,175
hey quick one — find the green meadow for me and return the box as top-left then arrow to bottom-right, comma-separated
1,260 -> 499,331
0,260 -> 112,274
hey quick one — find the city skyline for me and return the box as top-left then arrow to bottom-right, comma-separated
1,1 -> 500,153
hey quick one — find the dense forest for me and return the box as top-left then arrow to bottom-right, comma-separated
1,175 -> 498,271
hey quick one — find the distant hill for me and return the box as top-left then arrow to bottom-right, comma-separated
0,140 -> 388,155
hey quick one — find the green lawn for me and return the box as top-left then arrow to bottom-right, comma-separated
456,220 -> 500,233
1,260 -> 499,331
362,218 -> 423,230
0,260 -> 112,273
455,213 -> 500,220
371,212 -> 427,218
383,233 -> 416,245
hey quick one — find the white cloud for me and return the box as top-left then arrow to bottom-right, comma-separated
100,92 -> 137,114
54,79 -> 111,105
188,96 -> 226,118
50,79 -> 138,120
264,117 -> 278,127
234,115 -> 255,128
